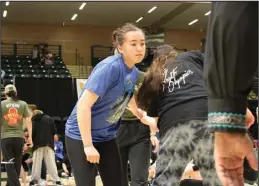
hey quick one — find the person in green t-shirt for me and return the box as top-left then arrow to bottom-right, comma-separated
117,69 -> 159,186
1,84 -> 32,186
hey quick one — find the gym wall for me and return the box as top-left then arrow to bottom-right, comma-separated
2,22 -> 206,65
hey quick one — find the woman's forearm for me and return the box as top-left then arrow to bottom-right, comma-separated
77,103 -> 93,147
141,115 -> 158,132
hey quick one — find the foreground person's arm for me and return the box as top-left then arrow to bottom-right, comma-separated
204,2 -> 258,186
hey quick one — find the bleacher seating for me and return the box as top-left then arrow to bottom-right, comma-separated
1,85 -> 6,100
1,55 -> 72,86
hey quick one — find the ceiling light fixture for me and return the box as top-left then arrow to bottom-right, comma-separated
71,14 -> 78,21
79,2 -> 86,10
5,2 -> 9,6
205,11 -> 211,16
148,6 -> 157,13
136,17 -> 143,23
188,19 -> 198,25
196,2 -> 211,3
3,10 -> 7,17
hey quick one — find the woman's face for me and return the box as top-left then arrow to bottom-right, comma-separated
54,135 -> 59,142
118,30 -> 146,65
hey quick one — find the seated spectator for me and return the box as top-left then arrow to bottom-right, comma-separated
31,45 -> 40,59
44,52 -> 54,65
42,44 -> 49,56
54,134 -> 64,172
39,44 -> 53,65
54,134 -> 64,161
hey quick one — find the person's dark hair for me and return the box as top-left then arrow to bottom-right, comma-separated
112,23 -> 145,50
152,45 -> 175,61
6,91 -> 19,101
136,44 -> 178,110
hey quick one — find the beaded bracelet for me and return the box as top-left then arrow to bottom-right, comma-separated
208,112 -> 247,133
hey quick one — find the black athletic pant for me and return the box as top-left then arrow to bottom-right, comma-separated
66,136 -> 123,186
117,120 -> 151,186
179,179 -> 203,186
22,153 -> 31,171
2,137 -> 24,186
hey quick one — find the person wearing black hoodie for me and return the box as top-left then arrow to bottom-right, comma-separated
204,3 -> 258,185
29,110 -> 63,186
